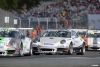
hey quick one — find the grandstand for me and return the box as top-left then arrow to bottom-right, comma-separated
14,0 -> 100,29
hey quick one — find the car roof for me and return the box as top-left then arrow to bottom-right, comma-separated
72,29 -> 87,32
46,29 -> 73,32
87,30 -> 100,33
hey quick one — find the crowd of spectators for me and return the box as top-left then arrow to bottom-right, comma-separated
14,0 -> 100,29
88,0 -> 100,14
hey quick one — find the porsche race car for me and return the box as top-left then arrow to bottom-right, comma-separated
85,30 -> 100,50
32,29 -> 85,55
0,28 -> 33,56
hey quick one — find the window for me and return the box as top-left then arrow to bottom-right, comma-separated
9,31 -> 20,38
42,30 -> 71,38
71,30 -> 77,36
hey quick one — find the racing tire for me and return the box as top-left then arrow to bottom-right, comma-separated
76,43 -> 85,55
80,43 -> 85,55
68,43 -> 73,55
19,44 -> 24,57
33,52 -> 40,55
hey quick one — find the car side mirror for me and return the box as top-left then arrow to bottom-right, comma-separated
21,35 -> 25,39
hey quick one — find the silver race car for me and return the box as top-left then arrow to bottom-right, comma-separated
32,29 -> 85,55
0,28 -> 33,56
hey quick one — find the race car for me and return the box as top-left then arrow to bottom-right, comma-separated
0,28 -> 33,56
32,29 -> 85,55
84,30 -> 100,50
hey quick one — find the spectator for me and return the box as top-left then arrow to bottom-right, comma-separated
31,28 -> 37,41
26,30 -> 30,37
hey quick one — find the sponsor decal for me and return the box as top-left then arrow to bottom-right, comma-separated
90,31 -> 94,34
0,46 -> 4,48
44,43 -> 54,45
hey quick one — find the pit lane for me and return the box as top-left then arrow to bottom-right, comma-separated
0,51 -> 100,67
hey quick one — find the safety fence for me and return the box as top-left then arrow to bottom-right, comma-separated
0,8 -> 14,27
0,8 -> 88,29
14,17 -> 88,30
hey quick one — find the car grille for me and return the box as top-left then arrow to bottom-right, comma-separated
33,47 -> 38,50
91,47 -> 99,49
57,48 -> 64,51
41,49 -> 54,51
8,50 -> 15,54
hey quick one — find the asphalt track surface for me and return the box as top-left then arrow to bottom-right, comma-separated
0,51 -> 100,67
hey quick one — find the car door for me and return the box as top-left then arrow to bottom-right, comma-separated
19,30 -> 31,51
71,30 -> 82,47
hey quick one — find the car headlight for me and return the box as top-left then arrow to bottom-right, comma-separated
60,40 -> 66,44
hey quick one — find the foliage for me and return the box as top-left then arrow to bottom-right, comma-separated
0,0 -> 53,11
0,0 -> 18,11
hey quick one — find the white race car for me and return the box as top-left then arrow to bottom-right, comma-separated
85,30 -> 100,50
0,28 -> 33,56
32,29 -> 85,55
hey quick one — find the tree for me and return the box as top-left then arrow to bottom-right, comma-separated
0,0 -> 18,11
0,0 -> 53,11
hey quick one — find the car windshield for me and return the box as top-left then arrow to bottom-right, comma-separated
42,31 -> 71,38
86,33 -> 100,38
0,31 -> 20,38
77,32 -> 86,36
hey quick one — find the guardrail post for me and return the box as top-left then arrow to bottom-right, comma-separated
46,18 -> 48,29
54,18 -> 57,29
28,18 -> 30,28
18,17 -> 21,28
37,18 -> 40,26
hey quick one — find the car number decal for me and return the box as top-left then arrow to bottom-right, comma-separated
0,46 -> 4,48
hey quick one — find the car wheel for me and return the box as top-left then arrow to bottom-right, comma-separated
28,43 -> 33,56
76,43 -> 85,55
33,52 -> 40,55
68,43 -> 73,55
80,43 -> 85,55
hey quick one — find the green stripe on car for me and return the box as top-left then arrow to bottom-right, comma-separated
5,50 -> 8,54
0,37 -> 5,45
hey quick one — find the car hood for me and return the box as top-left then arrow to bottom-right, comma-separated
0,37 -> 19,46
0,37 -> 12,43
40,37 -> 66,44
88,38 -> 100,45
